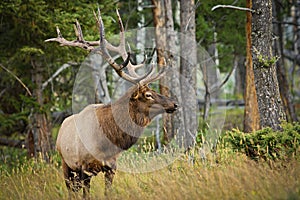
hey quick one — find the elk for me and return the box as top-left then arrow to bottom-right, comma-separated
45,8 -> 178,198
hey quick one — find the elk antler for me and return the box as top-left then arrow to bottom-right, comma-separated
45,8 -> 167,85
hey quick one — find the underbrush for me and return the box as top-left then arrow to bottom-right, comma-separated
222,122 -> 300,161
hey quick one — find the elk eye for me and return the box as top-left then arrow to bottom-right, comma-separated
145,92 -> 153,100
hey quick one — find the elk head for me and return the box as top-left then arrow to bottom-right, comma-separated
130,85 -> 177,119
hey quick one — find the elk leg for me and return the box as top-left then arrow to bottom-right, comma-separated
104,166 -> 115,195
62,159 -> 72,191
81,170 -> 92,199
62,159 -> 80,200
62,159 -> 81,193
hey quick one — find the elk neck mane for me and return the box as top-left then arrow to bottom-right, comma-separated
95,85 -> 151,150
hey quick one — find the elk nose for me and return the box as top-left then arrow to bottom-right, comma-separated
174,103 -> 178,109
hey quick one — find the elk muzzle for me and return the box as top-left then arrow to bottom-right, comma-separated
149,95 -> 178,117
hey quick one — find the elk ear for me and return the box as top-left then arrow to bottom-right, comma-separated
131,88 -> 140,99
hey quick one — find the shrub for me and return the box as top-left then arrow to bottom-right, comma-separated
221,122 -> 300,161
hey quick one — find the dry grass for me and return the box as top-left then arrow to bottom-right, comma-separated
0,151 -> 299,200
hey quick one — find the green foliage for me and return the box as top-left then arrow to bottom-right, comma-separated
222,123 -> 300,161
0,146 -> 60,174
0,112 -> 28,136
257,54 -> 279,67
196,0 -> 246,72
0,0 -> 116,139
0,147 -> 28,173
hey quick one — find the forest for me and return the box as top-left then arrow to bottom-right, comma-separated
0,0 -> 300,199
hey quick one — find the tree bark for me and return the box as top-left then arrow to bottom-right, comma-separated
244,0 -> 260,133
251,0 -> 286,130
180,0 -> 197,148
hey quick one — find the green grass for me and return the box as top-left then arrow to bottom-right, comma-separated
0,151 -> 299,200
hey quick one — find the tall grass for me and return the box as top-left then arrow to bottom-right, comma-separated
0,151 -> 299,200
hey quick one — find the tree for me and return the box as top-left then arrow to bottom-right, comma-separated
180,0 -> 197,148
251,0 -> 286,130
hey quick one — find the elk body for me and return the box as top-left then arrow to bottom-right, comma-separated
46,8 -> 178,198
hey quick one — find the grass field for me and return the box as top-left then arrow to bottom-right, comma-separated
0,149 -> 299,200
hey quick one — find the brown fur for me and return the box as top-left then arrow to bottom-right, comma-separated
56,84 -> 177,198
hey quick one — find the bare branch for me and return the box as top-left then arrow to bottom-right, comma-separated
42,62 -> 78,90
211,5 -> 255,13
0,88 -> 6,98
211,58 -> 238,93
0,63 -> 32,96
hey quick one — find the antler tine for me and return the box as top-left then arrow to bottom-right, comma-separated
95,7 -> 153,84
95,7 -> 122,72
124,42 -> 145,74
126,55 -> 147,79
74,19 -> 85,42
115,9 -> 152,79
94,8 -> 126,59
97,7 -> 150,81
95,8 -> 144,79
139,57 -> 171,86
56,26 -> 63,38
45,20 -> 96,51
139,63 -> 168,86
95,7 -> 161,85
115,8 -> 126,56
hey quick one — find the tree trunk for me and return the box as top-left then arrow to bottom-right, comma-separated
180,0 -> 197,149
28,59 -> 53,161
273,0 -> 298,122
164,0 -> 185,142
137,0 -> 146,64
244,0 -> 260,132
152,0 -> 173,144
251,0 -> 286,130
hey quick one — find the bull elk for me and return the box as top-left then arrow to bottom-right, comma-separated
45,8 -> 178,198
